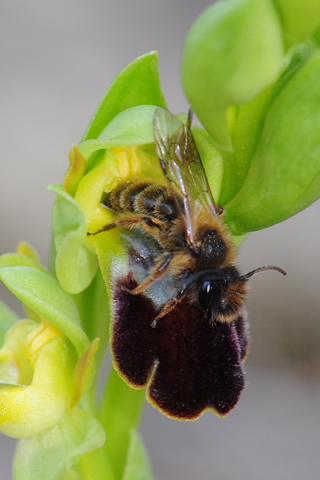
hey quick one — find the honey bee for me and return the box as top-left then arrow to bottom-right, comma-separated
90,107 -> 286,420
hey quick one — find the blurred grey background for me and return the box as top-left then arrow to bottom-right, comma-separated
1,1 -> 320,479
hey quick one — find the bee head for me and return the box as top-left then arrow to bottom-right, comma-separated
193,264 -> 286,323
197,267 -> 246,322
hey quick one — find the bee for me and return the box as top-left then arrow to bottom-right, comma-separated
90,107 -> 286,420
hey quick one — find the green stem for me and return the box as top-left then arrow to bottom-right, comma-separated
77,446 -> 116,480
73,269 -> 110,372
99,367 -> 146,480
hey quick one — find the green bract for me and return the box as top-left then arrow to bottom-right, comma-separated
225,47 -> 320,233
13,408 -> 106,480
182,0 -> 320,235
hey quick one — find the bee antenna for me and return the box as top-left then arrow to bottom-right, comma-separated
186,108 -> 193,129
240,265 -> 287,281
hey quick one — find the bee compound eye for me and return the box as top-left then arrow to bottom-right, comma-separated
199,280 -> 221,311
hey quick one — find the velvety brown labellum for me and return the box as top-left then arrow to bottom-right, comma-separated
112,276 -> 248,420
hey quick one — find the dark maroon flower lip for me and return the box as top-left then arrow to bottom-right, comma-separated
111,275 -> 248,420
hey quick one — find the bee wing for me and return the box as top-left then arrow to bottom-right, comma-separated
183,110 -> 220,219
153,107 -> 220,248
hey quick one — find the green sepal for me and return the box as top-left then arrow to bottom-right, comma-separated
122,430 -> 154,480
217,84 -> 274,205
48,184 -> 98,295
82,51 -> 166,141
0,253 -> 46,273
224,48 -> 320,234
217,40 -> 318,206
274,0 -> 320,47
0,332 -> 76,439
192,125 -> 224,202
78,105 -> 158,170
98,105 -> 158,146
181,0 -> 285,150
9,245 -> 48,321
16,242 -> 41,265
0,257 -> 89,357
69,338 -> 100,410
0,253 -> 44,323
0,300 -> 19,348
0,319 -> 35,385
13,407 -> 106,480
64,146 -> 87,197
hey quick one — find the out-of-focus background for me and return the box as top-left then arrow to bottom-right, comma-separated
1,1 -> 320,479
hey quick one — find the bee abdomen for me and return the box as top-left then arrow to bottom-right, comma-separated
102,181 -> 178,221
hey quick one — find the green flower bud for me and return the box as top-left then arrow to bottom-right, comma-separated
181,0 -> 285,150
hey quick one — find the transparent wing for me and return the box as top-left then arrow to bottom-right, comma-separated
183,110 -> 220,219
153,107 -> 220,247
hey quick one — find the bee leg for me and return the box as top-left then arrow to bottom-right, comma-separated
151,296 -> 183,328
151,276 -> 189,328
123,253 -> 173,295
87,223 -> 117,235
87,215 -> 166,236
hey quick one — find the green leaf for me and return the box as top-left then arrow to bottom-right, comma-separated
181,0 -> 285,149
0,263 -> 89,356
48,184 -> 98,295
122,431 -> 154,480
13,407 -> 106,480
224,48 -> 320,234
0,299 -> 19,345
82,52 -> 166,141
99,368 -> 145,480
